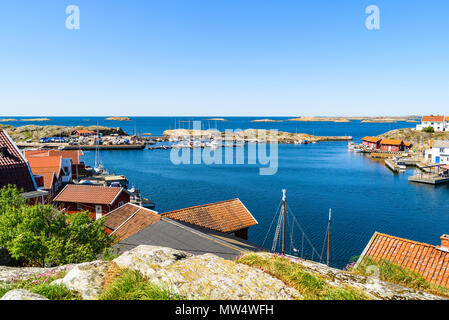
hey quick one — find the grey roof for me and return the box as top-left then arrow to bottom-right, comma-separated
433,140 -> 449,148
114,217 -> 264,260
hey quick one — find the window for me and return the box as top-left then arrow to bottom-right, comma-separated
77,203 -> 82,210
440,148 -> 445,153
118,201 -> 124,207
95,205 -> 102,220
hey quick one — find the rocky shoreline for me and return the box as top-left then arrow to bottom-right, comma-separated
0,245 -> 443,300
163,128 -> 352,143
0,124 -> 127,143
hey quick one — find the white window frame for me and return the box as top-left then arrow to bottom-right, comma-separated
95,205 -> 102,220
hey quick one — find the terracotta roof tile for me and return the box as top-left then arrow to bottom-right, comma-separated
362,136 -> 381,143
25,150 -> 83,165
53,184 -> 124,205
104,203 -> 160,241
360,232 -> 449,288
161,199 -> 258,233
0,130 -> 37,192
381,139 -> 403,146
422,116 -> 445,122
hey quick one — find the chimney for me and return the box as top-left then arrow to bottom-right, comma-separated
441,234 -> 449,249
0,146 -> 8,157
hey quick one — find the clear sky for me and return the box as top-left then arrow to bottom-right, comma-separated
0,0 -> 448,116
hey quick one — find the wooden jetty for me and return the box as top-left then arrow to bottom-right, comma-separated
384,159 -> 403,173
408,164 -> 449,185
408,174 -> 449,185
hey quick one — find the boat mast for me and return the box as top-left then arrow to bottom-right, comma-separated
282,189 -> 286,255
327,208 -> 331,266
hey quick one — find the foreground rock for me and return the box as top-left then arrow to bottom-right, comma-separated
150,253 -> 301,300
52,261 -> 111,300
0,265 -> 71,284
264,253 -> 444,300
0,246 -> 446,300
1,289 -> 48,300
113,246 -> 191,278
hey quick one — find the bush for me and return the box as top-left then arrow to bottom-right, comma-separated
0,186 -> 114,267
422,126 -> 434,133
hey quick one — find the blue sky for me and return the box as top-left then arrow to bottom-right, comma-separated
0,0 -> 448,116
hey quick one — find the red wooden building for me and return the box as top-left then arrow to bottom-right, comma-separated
53,184 -> 130,220
361,136 -> 382,149
380,139 -> 408,151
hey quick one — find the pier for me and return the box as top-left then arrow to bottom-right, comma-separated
408,164 -> 449,185
408,174 -> 449,185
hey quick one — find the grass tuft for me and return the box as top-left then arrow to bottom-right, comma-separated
99,268 -> 183,300
237,253 -> 368,300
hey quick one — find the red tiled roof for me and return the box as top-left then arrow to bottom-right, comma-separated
32,170 -> 57,190
362,136 -> 381,143
27,155 -> 62,180
53,184 -> 124,205
358,232 -> 449,288
422,116 -> 445,122
381,139 -> 403,146
161,199 -> 258,233
0,130 -> 37,192
104,203 -> 160,241
25,150 -> 84,165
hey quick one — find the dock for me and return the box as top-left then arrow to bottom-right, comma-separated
408,174 -> 449,185
384,159 -> 403,173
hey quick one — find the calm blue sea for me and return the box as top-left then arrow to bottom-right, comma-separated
9,117 -> 449,269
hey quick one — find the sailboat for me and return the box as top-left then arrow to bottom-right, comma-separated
267,189 -> 332,266
93,124 -> 108,175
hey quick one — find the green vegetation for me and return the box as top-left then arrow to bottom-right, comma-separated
351,257 -> 449,298
0,185 -> 114,267
0,269 -> 79,300
99,268 -> 183,300
422,126 -> 435,133
237,253 -> 368,300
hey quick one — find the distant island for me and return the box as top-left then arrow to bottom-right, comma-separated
0,118 -> 17,122
163,128 -> 352,143
204,118 -> 227,121
251,119 -> 283,122
287,116 -> 418,123
288,117 -> 350,123
106,117 -> 131,121
20,118 -> 51,122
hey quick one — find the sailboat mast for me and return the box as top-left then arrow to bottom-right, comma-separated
327,208 -> 331,266
282,189 -> 286,255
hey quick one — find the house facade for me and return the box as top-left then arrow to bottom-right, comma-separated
361,136 -> 382,149
416,115 -> 448,132
380,139 -> 407,152
424,140 -> 449,164
53,184 -> 131,220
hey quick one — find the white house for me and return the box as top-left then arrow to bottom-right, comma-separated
425,140 -> 449,164
416,115 -> 448,132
